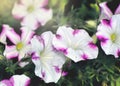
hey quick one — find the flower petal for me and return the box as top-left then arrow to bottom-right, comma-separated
30,35 -> 44,54
21,27 -> 34,43
21,14 -> 39,30
0,80 -> 12,86
115,4 -> 120,14
34,8 -> 52,26
10,74 -> 30,86
52,26 -> 73,51
12,2 -> 28,19
6,28 -> 20,44
99,2 -> 113,20
32,51 -> 66,83
4,45 -> 18,59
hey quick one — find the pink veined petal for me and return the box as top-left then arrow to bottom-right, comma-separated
99,2 -> 113,20
30,35 -> 44,53
6,28 -> 20,44
82,42 -> 98,60
34,8 -> 52,26
0,80 -> 13,86
115,4 -> 120,14
21,14 -> 39,30
4,45 -> 18,59
12,2 -> 28,19
66,48 -> 83,62
10,74 -> 30,86
20,27 -> 34,44
101,41 -> 119,57
32,52 -> 65,83
52,26 -> 73,51
0,24 -> 13,44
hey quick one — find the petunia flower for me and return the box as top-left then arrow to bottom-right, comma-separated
0,74 -> 30,86
52,26 -> 98,62
30,31 -> 66,83
96,14 -> 120,58
12,0 -> 52,30
4,26 -> 34,61
0,24 -> 12,44
99,2 -> 120,20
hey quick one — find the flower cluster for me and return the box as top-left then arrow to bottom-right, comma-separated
0,0 -> 120,86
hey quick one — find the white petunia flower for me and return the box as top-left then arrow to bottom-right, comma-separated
96,14 -> 120,58
0,74 -> 30,86
52,26 -> 98,62
30,31 -> 66,83
99,2 -> 120,20
4,26 -> 34,61
12,0 -> 52,30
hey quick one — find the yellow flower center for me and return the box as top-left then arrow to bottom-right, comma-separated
27,5 -> 35,13
110,33 -> 117,42
16,42 -> 24,51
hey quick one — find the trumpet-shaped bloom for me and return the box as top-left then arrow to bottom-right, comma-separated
0,74 -> 30,86
96,14 -> 120,57
52,26 -> 98,62
0,24 -> 12,44
30,31 -> 66,83
99,2 -> 120,20
12,0 -> 52,30
4,26 -> 34,61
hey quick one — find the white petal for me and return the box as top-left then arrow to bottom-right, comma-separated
4,45 -> 18,59
6,28 -> 20,44
52,26 -> 73,51
110,14 -> 120,32
34,8 -> 52,26
21,14 -> 39,30
10,74 -> 30,86
99,2 -> 113,20
12,2 -> 28,19
30,35 -> 44,53
21,27 -> 34,43
32,51 -> 66,83
82,42 -> 98,60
